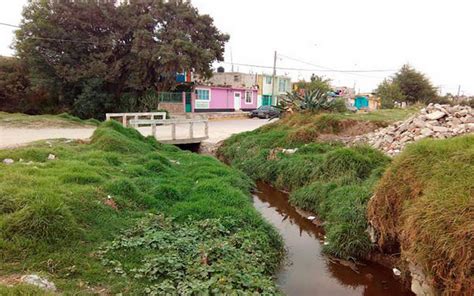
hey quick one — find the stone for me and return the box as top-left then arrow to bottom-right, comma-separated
413,118 -> 425,128
432,126 -> 448,133
47,154 -> 56,160
282,148 -> 298,154
425,111 -> 446,120
352,104 -> 473,157
21,274 -> 57,292
420,128 -> 433,137
2,158 -> 14,165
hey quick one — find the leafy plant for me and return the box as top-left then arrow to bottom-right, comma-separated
280,89 -> 340,113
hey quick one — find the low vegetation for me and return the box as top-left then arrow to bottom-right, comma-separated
368,135 -> 474,295
218,112 -> 394,259
0,121 -> 283,294
0,112 -> 100,127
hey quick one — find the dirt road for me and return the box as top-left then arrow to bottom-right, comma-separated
0,118 -> 274,149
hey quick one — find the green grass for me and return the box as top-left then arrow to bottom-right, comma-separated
0,284 -> 53,295
368,135 -> 474,294
218,113 -> 391,259
0,120 -> 283,294
0,112 -> 100,127
334,107 -> 419,122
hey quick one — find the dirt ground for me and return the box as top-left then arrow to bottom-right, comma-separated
0,118 -> 274,149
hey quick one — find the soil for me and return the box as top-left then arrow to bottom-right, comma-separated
318,120 -> 387,143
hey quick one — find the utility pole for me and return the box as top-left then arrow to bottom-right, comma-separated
457,85 -> 461,97
230,46 -> 234,72
271,50 -> 277,104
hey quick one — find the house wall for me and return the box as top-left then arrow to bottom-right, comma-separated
257,74 -> 291,106
194,86 -> 257,112
205,72 -> 257,88
158,102 -> 184,114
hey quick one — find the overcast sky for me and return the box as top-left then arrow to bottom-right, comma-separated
1,0 -> 473,95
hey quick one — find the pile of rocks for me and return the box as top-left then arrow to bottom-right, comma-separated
354,104 -> 474,156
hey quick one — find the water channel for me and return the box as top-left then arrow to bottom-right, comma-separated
253,182 -> 413,296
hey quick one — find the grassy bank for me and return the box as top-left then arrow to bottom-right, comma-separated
218,112 -> 392,259
368,135 -> 474,294
0,121 -> 283,294
0,112 -> 100,127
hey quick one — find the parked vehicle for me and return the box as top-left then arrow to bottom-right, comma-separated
249,105 -> 281,119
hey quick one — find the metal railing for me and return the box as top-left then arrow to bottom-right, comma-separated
157,92 -> 186,103
105,112 -> 167,127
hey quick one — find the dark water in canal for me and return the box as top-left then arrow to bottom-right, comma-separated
253,182 -> 413,296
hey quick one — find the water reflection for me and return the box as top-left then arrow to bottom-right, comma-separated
253,182 -> 412,296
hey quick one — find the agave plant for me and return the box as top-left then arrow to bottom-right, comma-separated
280,89 -> 337,113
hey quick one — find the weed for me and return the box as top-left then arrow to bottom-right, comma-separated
218,112 -> 391,260
0,122 -> 284,293
368,135 -> 474,294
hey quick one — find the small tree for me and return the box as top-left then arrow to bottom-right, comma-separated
375,79 -> 405,109
295,74 -> 331,94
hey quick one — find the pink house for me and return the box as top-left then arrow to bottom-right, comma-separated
192,86 -> 258,112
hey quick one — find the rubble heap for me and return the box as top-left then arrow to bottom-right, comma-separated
354,104 -> 474,156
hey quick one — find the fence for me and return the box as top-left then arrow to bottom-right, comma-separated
157,92 -> 187,103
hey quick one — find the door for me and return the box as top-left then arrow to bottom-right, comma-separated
262,95 -> 272,106
185,92 -> 192,112
234,92 -> 241,111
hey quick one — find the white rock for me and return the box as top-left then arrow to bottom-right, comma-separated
47,154 -> 56,160
2,158 -> 14,165
420,128 -> 433,137
307,216 -> 316,221
432,126 -> 449,133
21,274 -> 57,291
393,268 -> 401,276
425,111 -> 446,120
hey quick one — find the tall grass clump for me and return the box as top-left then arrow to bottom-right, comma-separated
0,122 -> 284,294
218,112 -> 391,260
368,135 -> 474,295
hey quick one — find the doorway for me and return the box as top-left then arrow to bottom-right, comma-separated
234,92 -> 241,111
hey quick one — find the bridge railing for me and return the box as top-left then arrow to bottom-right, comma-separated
105,112 -> 167,127
128,119 -> 209,142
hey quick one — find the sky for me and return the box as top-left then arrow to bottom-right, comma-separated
1,0 -> 473,95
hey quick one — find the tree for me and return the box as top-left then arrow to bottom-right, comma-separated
392,64 -> 437,104
0,56 -> 28,111
375,79 -> 404,109
14,0 -> 229,118
296,74 -> 331,94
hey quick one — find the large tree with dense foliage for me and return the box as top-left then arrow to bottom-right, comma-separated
375,65 -> 437,106
393,64 -> 437,103
14,0 -> 229,118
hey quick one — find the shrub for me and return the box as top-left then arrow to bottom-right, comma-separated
368,135 -> 474,294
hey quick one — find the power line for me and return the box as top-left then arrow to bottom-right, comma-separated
277,53 -> 395,79
0,22 -> 19,28
220,61 -> 392,77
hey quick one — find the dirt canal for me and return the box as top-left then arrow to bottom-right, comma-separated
253,182 -> 413,296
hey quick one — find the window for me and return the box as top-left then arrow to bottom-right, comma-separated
278,79 -> 287,92
196,89 -> 210,100
265,76 -> 272,84
234,75 -> 240,82
245,91 -> 253,104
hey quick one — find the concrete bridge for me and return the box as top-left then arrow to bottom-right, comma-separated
106,112 -> 209,145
